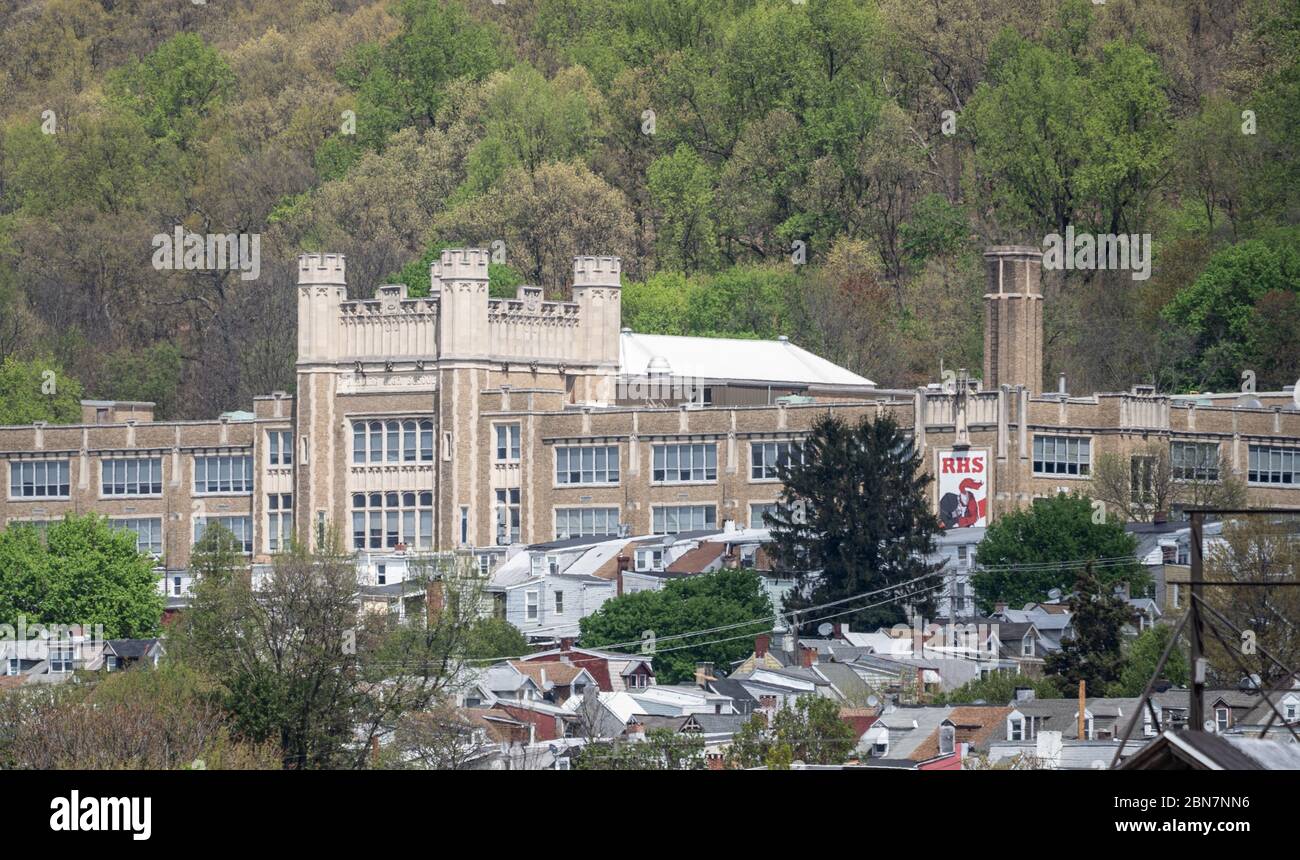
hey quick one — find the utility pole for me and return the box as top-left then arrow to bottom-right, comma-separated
1077,680 -> 1086,740
1189,511 -> 1205,731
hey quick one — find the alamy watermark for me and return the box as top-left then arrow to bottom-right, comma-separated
1042,227 -> 1151,281
151,227 -> 261,281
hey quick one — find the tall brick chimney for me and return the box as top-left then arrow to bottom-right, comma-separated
983,246 -> 1043,395
755,633 -> 770,658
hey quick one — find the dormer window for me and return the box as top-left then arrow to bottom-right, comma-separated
1286,702 -> 1297,723
1009,717 -> 1024,741
1216,707 -> 1230,733
938,723 -> 955,756
1021,635 -> 1034,657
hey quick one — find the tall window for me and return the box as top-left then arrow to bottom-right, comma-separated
193,454 -> 253,494
652,505 -> 716,534
9,460 -> 70,498
496,488 -> 521,545
1130,455 -> 1157,504
555,446 -> 619,485
652,443 -> 717,483
110,518 -> 163,556
554,507 -> 620,539
193,516 -> 253,554
750,502 -> 777,527
1032,435 -> 1090,476
750,440 -> 803,480
351,491 -> 433,551
268,493 -> 293,552
1171,441 -> 1218,481
1248,445 -> 1300,485
352,420 -> 434,464
495,424 -> 521,462
268,431 -> 293,466
101,458 -> 163,496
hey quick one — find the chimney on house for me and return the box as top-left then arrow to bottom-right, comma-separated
983,245 -> 1044,395
994,601 -> 1007,617
832,621 -> 845,640
694,662 -> 715,689
754,633 -> 770,658
1153,510 -> 1168,525
426,579 -> 445,627
559,637 -> 576,653
800,646 -> 817,668
616,554 -> 629,597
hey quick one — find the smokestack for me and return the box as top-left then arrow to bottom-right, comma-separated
754,634 -> 770,658
983,246 -> 1044,395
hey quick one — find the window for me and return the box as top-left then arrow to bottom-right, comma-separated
5,658 -> 18,675
938,724 -> 955,756
652,505 -> 716,534
1286,702 -> 1297,723
267,493 -> 293,552
957,545 -> 970,571
48,644 -> 74,674
554,507 -> 620,539
352,420 -> 434,464
193,516 -> 254,554
1248,445 -> 1300,485
1032,435 -> 1090,476
9,460 -> 70,498
1021,635 -> 1035,657
750,440 -> 804,480
1130,455 -> 1157,504
193,454 -> 253,494
634,548 -> 665,576
496,488 -> 520,545
625,672 -> 648,689
1171,583 -> 1181,608
1009,718 -> 1024,741
172,576 -> 182,597
101,458 -> 163,496
525,590 -> 539,622
555,446 -> 619,485
653,443 -> 717,483
109,518 -> 163,556
1216,707 -> 1230,733
554,591 -> 564,614
459,506 -> 469,546
750,502 -> 777,527
495,424 -> 521,462
376,564 -> 386,586
351,491 -> 433,550
268,430 -> 293,466
635,548 -> 664,571
1171,441 -> 1218,481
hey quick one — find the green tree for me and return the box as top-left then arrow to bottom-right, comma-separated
972,494 -> 1144,612
648,144 -> 717,274
463,616 -> 529,661
1108,624 -> 1189,697
0,357 -> 83,425
107,33 -> 236,149
935,671 -> 1061,706
0,515 -> 162,638
725,695 -> 856,769
1044,566 -> 1130,694
575,727 -> 706,770
578,569 -> 772,684
766,413 -> 942,628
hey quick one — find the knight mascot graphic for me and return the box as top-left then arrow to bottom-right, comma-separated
939,477 -> 987,529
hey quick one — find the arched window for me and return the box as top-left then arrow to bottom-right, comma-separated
419,420 -> 433,461
403,421 -> 417,462
368,422 -> 383,463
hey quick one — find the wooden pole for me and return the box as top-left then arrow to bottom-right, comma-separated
1189,511 -> 1205,732
1078,680 -> 1086,740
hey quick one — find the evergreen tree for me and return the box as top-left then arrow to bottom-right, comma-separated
766,413 -> 942,628
1044,566 -> 1129,695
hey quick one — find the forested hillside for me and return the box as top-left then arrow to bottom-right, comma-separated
0,0 -> 1295,421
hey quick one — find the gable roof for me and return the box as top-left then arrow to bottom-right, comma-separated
105,638 -> 162,659
664,541 -> 726,574
911,706 -> 1013,760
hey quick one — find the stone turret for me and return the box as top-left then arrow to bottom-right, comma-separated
572,255 -> 622,365
434,248 -> 491,358
983,246 -> 1043,395
297,253 -> 347,364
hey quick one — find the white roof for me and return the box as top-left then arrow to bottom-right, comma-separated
620,332 -> 874,388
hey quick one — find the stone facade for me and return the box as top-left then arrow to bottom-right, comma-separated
2,246 -> 1298,589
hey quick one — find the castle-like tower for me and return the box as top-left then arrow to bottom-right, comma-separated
982,246 -> 1043,396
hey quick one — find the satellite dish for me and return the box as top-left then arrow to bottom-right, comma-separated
1204,720 -> 1217,733
817,622 -> 834,637
867,695 -> 879,708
